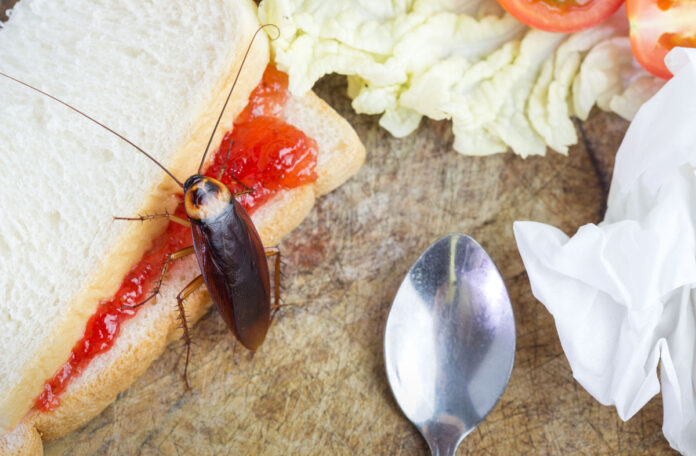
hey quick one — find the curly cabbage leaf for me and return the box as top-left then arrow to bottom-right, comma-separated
258,0 -> 661,157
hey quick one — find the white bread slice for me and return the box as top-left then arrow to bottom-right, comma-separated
1,91 -> 364,456
0,0 -> 365,453
0,0 -> 269,432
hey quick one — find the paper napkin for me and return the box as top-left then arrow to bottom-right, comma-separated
514,47 -> 696,454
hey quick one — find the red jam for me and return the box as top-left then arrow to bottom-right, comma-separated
35,65 -> 318,411
207,67 -> 318,212
35,219 -> 191,411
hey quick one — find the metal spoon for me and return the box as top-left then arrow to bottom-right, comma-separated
384,234 -> 516,456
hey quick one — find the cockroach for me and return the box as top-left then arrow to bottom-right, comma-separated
0,25 -> 281,388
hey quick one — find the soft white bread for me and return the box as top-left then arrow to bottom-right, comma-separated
2,91 -> 364,456
0,0 -> 365,452
0,0 -> 268,432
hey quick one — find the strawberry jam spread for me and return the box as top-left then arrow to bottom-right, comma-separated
35,65 -> 318,411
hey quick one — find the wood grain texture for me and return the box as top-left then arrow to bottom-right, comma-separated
44,78 -> 674,455
0,1 -> 678,453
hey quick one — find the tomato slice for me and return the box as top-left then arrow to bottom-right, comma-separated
627,0 -> 696,79
496,0 -> 625,33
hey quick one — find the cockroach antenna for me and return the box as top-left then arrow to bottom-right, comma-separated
0,71 -> 185,188
197,23 -> 281,173
3,22 -> 286,390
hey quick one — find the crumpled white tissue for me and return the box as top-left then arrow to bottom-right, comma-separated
514,47 -> 696,455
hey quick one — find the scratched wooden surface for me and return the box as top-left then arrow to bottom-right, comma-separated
41,83 -> 674,455
0,1 -> 678,454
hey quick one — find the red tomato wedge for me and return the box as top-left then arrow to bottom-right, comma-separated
627,0 -> 696,79
497,0 -> 625,33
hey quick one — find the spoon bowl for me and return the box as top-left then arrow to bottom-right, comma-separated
384,234 -> 516,455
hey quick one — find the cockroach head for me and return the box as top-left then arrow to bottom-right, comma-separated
183,174 -> 233,223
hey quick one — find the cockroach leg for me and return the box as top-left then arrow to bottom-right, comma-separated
232,188 -> 254,198
265,247 -> 281,310
217,137 -> 254,198
230,163 -> 254,198
264,247 -> 285,326
176,274 -> 205,391
120,246 -> 195,310
114,211 -> 190,227
217,139 -> 234,181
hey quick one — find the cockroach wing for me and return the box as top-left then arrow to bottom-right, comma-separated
191,200 -> 271,350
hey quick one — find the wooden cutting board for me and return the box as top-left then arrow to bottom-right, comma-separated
0,2 -> 676,453
42,76 -> 675,455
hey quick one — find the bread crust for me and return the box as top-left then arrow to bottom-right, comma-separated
0,89 -> 365,454
0,420 -> 41,456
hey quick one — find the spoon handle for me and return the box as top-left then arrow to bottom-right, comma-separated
427,440 -> 459,456
422,421 -> 466,456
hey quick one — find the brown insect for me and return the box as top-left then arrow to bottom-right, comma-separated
0,25 -> 281,388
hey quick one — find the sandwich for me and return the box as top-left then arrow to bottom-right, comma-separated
0,0 -> 365,454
